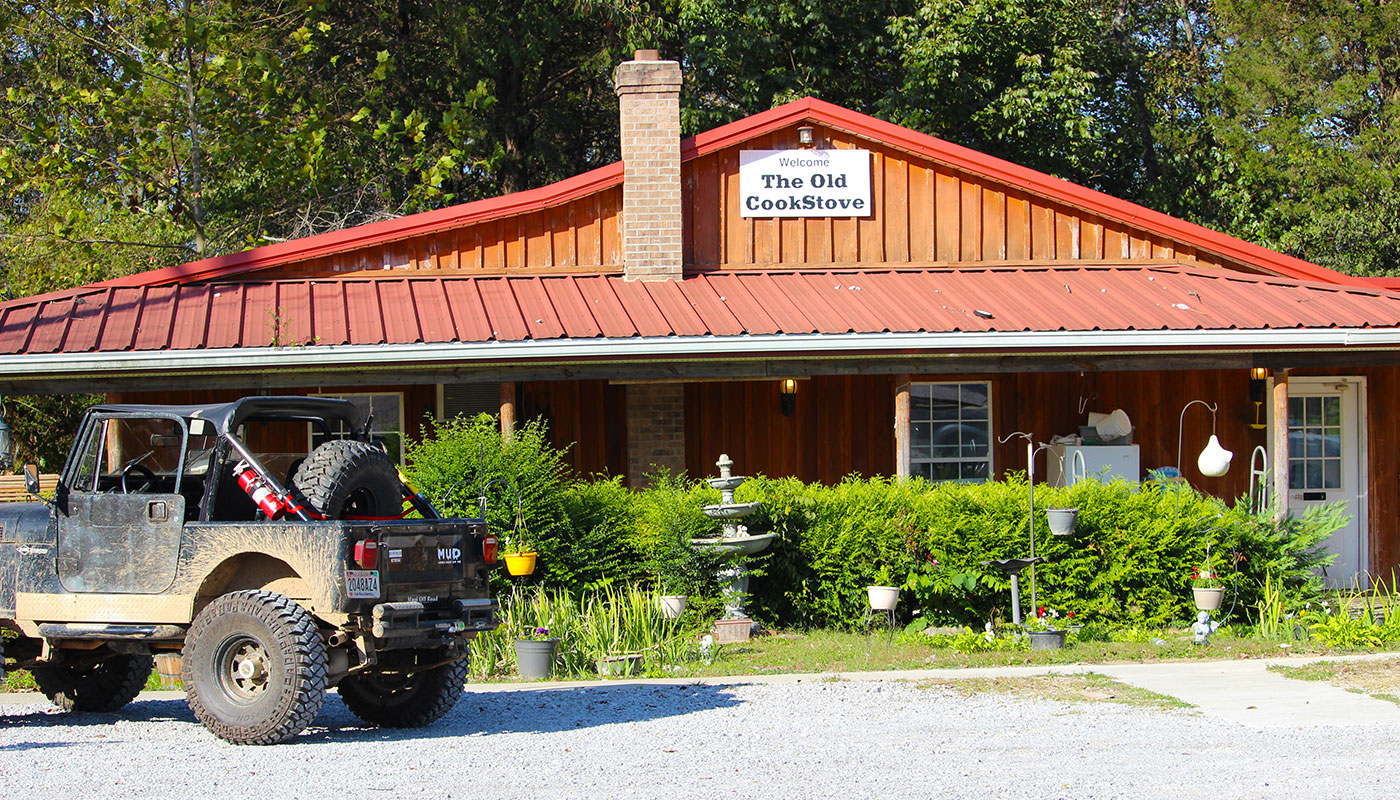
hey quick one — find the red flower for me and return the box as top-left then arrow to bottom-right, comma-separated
1037,606 -> 1046,618
1067,612 -> 1075,618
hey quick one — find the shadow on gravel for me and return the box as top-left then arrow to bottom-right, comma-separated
0,698 -> 194,731
2,684 -> 743,746
298,683 -> 746,744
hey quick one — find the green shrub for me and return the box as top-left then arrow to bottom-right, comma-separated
741,474 -> 1339,630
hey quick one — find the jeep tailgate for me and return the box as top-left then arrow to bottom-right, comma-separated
370,520 -> 491,603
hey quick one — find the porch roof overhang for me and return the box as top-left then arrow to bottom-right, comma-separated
3,263 -> 1400,393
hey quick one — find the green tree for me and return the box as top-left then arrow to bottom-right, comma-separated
1209,0 -> 1400,275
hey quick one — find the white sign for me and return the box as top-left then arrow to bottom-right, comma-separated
739,149 -> 872,218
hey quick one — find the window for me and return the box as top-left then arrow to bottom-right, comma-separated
311,392 -> 405,464
1288,395 -> 1342,490
910,382 -> 992,483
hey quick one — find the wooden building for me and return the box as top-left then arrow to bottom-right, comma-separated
4,52 -> 1400,585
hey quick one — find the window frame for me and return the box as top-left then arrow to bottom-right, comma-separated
309,391 -> 407,465
907,380 -> 994,484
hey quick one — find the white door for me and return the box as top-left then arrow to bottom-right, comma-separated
1278,377 -> 1367,588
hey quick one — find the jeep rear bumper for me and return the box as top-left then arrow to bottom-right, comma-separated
369,598 -> 498,643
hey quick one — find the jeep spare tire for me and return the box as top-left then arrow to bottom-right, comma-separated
291,440 -> 401,519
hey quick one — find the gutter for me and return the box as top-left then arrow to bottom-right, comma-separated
1,328 -> 1398,378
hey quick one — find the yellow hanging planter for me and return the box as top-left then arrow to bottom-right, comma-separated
504,551 -> 538,576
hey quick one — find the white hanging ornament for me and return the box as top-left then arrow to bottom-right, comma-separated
1197,434 -> 1233,477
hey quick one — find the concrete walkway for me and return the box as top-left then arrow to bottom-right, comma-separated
5,652 -> 1398,728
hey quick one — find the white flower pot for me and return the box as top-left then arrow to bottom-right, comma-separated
867,585 -> 900,611
1046,507 -> 1078,536
1193,587 -> 1225,611
659,595 -> 688,619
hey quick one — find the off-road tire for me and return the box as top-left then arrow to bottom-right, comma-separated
31,652 -> 153,712
291,440 -> 401,519
337,657 -> 468,728
184,590 -> 328,745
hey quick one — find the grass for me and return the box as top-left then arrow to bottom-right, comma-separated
2,661 -> 177,694
1269,660 -> 1400,706
916,673 -> 1193,710
675,627 -> 1352,678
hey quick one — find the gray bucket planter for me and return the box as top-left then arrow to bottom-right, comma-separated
513,638 -> 560,680
1046,507 -> 1079,536
1027,630 -> 1067,650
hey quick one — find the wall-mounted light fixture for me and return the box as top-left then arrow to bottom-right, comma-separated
1248,368 -> 1269,430
779,379 -> 798,416
797,126 -> 815,147
1178,399 -> 1233,478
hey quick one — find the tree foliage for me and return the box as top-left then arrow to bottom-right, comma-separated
2,0 -> 1399,302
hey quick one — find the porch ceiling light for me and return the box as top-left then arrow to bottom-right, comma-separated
779,378 -> 798,416
1178,399 -> 1233,478
1248,368 -> 1269,430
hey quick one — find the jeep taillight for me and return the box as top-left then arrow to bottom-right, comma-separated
482,535 -> 498,564
353,539 -> 379,569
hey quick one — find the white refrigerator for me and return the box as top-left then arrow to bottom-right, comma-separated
1046,444 -> 1140,487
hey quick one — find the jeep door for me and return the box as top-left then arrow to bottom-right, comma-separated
55,412 -> 199,593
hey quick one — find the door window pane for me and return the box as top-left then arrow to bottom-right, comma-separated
1288,393 -> 1345,492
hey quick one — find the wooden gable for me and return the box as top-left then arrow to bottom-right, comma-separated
683,123 -> 1231,272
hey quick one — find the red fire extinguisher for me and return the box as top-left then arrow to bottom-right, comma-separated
235,461 -> 287,519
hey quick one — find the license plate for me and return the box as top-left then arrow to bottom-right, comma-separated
345,569 -> 380,599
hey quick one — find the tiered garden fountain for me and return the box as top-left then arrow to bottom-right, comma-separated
695,454 -> 772,640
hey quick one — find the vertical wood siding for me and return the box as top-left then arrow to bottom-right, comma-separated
113,365 -> 1400,576
682,124 -> 1232,271
256,188 -> 623,279
241,123 -> 1244,283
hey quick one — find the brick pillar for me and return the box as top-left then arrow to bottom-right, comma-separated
614,50 -> 683,282
626,383 -> 686,487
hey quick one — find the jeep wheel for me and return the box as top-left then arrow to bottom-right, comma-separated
184,590 -> 328,745
31,652 -> 153,712
337,657 -> 467,728
291,440 -> 401,519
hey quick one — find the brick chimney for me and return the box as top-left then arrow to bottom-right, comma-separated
613,50 -> 683,282
615,52 -> 687,485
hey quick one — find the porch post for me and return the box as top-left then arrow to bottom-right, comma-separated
1272,369 -> 1290,518
500,381 -> 517,442
894,375 -> 911,478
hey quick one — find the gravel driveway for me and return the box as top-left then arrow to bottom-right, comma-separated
4,680 -> 1399,799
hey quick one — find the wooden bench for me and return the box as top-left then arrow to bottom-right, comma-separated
0,473 -> 59,502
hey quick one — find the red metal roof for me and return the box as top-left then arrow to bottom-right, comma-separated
8,100 -> 1362,310
3,265 -> 1398,356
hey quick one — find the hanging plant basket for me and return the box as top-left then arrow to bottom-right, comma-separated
1193,587 -> 1225,611
504,551 -> 538,576
1046,508 -> 1078,536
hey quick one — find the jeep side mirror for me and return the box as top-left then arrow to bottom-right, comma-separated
24,462 -> 40,497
